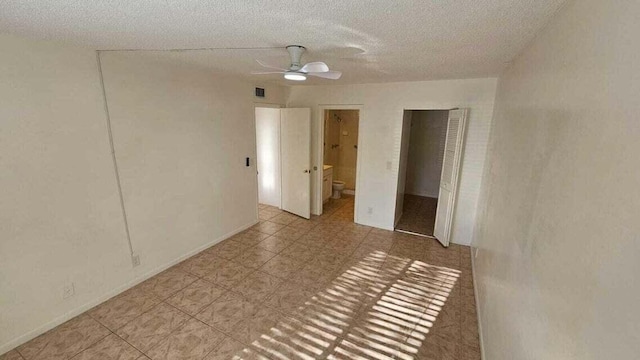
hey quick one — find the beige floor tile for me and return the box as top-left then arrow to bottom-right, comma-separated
269,213 -> 299,225
287,218 -> 318,232
272,226 -> 309,241
232,230 -> 271,246
258,254 -> 305,279
279,243 -> 317,261
255,235 -> 296,253
146,318 -> 225,360
251,221 -> 287,235
10,196 -> 480,360
70,334 -> 141,360
0,350 -> 23,360
202,260 -> 254,289
232,271 -> 283,302
263,282 -> 317,316
175,252 -> 226,277
289,267 -> 336,291
115,303 -> 190,352
229,307 -> 287,345
166,279 -> 227,315
136,267 -> 198,300
195,292 -> 258,334
263,317 -> 342,360
206,240 -> 248,260
88,287 -> 162,331
17,314 -> 110,360
235,247 -> 278,269
204,337 -> 270,360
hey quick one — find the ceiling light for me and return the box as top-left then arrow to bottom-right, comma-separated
284,73 -> 307,81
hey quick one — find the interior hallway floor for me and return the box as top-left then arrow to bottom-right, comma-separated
2,196 -> 480,360
395,195 -> 439,237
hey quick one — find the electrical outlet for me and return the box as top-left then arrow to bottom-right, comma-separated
367,207 -> 373,215
63,283 -> 75,299
131,254 -> 141,267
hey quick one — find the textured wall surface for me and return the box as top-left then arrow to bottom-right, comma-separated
288,78 -> 497,245
0,35 -> 286,353
473,0 -> 640,358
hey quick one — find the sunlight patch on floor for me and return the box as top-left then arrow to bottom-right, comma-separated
231,250 -> 460,359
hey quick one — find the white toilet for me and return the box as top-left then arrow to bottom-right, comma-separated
332,181 -> 345,199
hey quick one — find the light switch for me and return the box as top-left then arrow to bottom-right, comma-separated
386,161 -> 392,170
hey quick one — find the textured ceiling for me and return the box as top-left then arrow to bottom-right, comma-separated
1,0 -> 567,85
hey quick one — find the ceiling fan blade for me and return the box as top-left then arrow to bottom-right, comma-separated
256,59 -> 288,71
300,61 -> 329,73
307,70 -> 342,80
251,71 -> 286,75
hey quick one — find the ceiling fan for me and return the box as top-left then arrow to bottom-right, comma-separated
252,45 -> 342,81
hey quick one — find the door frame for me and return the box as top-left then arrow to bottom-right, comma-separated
393,107 -> 461,238
254,103 -> 283,221
316,104 -> 364,223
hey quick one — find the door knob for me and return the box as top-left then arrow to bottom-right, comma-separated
304,169 -> 310,173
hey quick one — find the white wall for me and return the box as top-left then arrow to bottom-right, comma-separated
99,51 -> 285,277
405,110 -> 448,198
472,0 -> 640,359
0,35 -> 285,353
288,79 -> 497,245
255,107 -> 281,207
0,34 -> 130,353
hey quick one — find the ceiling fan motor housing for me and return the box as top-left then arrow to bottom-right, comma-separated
286,45 -> 306,71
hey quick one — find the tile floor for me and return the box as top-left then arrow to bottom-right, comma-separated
2,196 -> 480,360
395,195 -> 438,237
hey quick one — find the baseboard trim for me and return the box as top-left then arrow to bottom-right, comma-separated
470,246 -> 486,360
0,219 -> 258,355
394,212 -> 403,227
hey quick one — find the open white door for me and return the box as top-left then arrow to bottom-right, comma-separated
255,107 -> 281,208
280,108 -> 311,219
434,109 -> 468,246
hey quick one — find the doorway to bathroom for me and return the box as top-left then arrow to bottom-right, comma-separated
318,107 -> 361,221
394,109 -> 468,247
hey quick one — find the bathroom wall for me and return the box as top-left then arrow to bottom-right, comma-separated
324,110 -> 359,190
323,111 -> 341,167
405,110 -> 449,198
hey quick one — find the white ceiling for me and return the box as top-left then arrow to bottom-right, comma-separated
1,0 -> 567,85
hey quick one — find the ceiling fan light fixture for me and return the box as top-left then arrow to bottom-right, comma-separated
284,72 -> 307,81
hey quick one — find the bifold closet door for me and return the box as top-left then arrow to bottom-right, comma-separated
434,109 -> 468,246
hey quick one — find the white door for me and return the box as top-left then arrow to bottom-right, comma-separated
280,108 -> 311,219
255,108 -> 281,207
434,109 -> 468,246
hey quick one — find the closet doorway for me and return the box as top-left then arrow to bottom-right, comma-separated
395,109 -> 467,246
